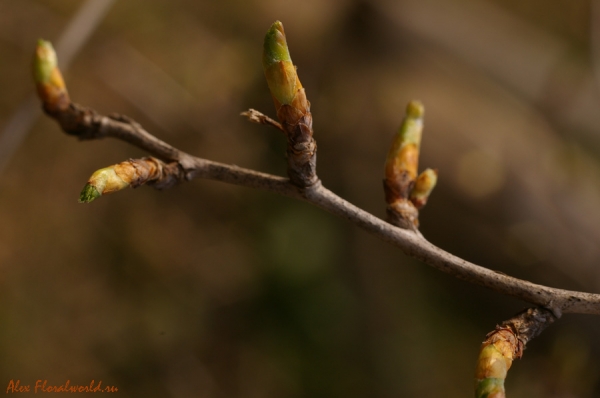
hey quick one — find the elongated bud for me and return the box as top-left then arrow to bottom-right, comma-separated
383,101 -> 427,230
474,328 -> 516,398
263,21 -> 301,106
33,39 -> 70,113
410,168 -> 438,209
79,157 -> 181,203
384,100 -> 424,202
474,308 -> 557,398
262,21 -> 316,187
79,166 -> 129,203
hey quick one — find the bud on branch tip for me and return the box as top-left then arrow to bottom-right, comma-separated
262,21 -> 316,188
79,166 -> 130,203
474,308 -> 556,398
33,40 -> 57,84
263,21 -> 302,106
385,100 -> 424,184
79,158 -> 181,204
384,101 -> 437,229
474,330 -> 514,398
33,39 -> 69,113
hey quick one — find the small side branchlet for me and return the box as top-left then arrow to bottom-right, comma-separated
240,109 -> 284,132
33,40 -> 70,114
384,101 -> 437,230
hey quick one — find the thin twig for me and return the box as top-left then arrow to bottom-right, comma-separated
44,102 -> 600,316
241,109 -> 284,132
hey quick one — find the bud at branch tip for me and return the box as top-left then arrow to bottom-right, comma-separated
33,39 -> 69,113
78,166 -> 130,204
263,21 -> 301,106
79,184 -> 101,203
33,40 -> 57,84
383,101 -> 437,229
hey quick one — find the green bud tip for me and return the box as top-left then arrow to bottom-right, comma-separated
262,21 -> 301,105
78,184 -> 101,204
406,100 -> 424,119
33,39 -> 57,84
263,21 -> 291,69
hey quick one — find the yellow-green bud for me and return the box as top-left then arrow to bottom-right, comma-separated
33,40 -> 57,84
79,166 -> 129,203
263,21 -> 301,105
33,39 -> 69,113
385,100 -> 424,183
78,158 -> 175,203
384,100 -> 426,209
405,100 -> 424,119
410,168 -> 438,208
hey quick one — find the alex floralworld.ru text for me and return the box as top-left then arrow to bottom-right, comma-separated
6,379 -> 118,393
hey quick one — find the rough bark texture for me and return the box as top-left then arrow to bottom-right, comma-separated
498,307 -> 558,351
276,90 -> 318,188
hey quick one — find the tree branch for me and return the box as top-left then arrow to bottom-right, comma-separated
32,20 -> 600,397
41,99 -> 600,315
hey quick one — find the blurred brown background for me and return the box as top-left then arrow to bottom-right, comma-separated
1,0 -> 600,396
